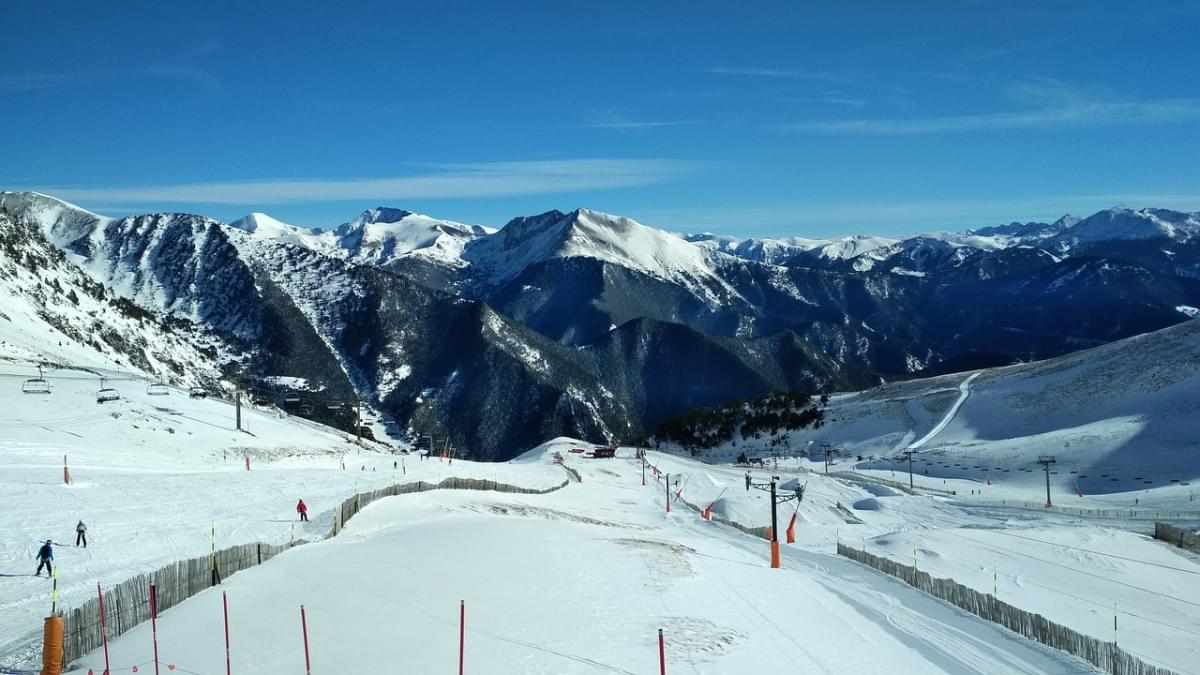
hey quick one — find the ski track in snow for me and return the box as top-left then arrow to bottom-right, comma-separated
906,372 -> 981,451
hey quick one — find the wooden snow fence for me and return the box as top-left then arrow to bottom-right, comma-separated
329,476 -> 568,535
61,474 -> 569,665
1154,521 -> 1200,553
62,540 -> 301,663
964,501 -> 1198,521
837,543 -> 1178,675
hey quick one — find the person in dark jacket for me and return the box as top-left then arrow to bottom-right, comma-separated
296,499 -> 309,522
75,520 -> 87,547
35,540 -> 53,576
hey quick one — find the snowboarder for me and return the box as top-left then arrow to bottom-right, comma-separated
75,520 -> 87,547
35,540 -> 53,577
296,499 -> 309,522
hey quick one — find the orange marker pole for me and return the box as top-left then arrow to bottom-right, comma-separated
786,513 -> 797,544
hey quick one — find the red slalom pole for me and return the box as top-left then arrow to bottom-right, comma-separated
150,584 -> 160,675
97,583 -> 111,675
300,605 -> 312,675
658,628 -> 666,675
458,600 -> 465,675
223,592 -> 232,675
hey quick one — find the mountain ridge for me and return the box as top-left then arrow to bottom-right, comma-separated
4,189 -> 1199,459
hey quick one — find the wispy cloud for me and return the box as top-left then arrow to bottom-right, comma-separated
0,65 -> 221,94
578,110 -> 703,131
33,159 -> 706,205
638,192 -> 1200,238
143,65 -> 221,94
705,66 -> 840,81
786,79 -> 1200,134
0,72 -> 79,92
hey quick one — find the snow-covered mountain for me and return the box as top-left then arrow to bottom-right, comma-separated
463,209 -> 730,291
4,189 -> 1199,460
0,207 -> 224,383
335,207 -> 491,268
229,212 -> 333,252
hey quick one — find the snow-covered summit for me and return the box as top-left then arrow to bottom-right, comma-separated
687,233 -> 831,264
335,207 -> 491,268
463,208 -> 732,289
0,191 -> 109,248
1051,207 -> 1200,248
228,212 -> 333,252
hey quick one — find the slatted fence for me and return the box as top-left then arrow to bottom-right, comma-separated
61,474 -> 569,664
837,543 -> 1178,675
1154,521 -> 1200,553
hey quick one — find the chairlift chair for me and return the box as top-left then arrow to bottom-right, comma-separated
283,392 -> 301,404
96,377 -> 121,404
189,387 -> 208,399
22,366 -> 51,394
147,380 -> 170,396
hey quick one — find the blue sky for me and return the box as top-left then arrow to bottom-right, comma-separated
3,1 -> 1199,238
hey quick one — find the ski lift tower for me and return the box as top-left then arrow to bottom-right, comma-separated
1037,456 -> 1057,507
899,449 -> 918,490
749,474 -> 805,569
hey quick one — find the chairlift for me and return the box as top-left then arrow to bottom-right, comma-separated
147,379 -> 170,396
326,402 -> 343,410
22,365 -> 51,395
283,391 -> 301,404
96,377 -> 121,404
299,404 -> 314,416
189,387 -> 208,399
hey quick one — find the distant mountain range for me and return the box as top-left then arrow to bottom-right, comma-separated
2,189 -> 1197,459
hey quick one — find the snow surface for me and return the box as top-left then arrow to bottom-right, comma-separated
1,368 -> 1197,673
0,362 -> 563,666
46,442 -> 1148,675
697,319 -> 1200,511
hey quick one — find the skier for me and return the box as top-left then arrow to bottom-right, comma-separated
35,540 -> 53,577
296,499 -> 309,522
75,520 -> 87,547
745,470 -> 752,491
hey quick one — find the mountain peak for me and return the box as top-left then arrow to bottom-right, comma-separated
1055,206 -> 1200,245
345,207 -> 416,227
465,207 -> 725,291
0,190 -> 109,247
334,208 -> 489,267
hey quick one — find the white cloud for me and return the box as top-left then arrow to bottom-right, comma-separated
637,193 -> 1200,238
579,110 -> 703,131
785,99 -> 1200,134
36,159 -> 705,205
706,67 -> 840,81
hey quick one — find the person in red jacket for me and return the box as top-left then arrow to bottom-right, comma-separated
296,499 -> 308,522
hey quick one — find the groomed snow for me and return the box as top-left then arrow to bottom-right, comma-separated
63,444 -> 1104,674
